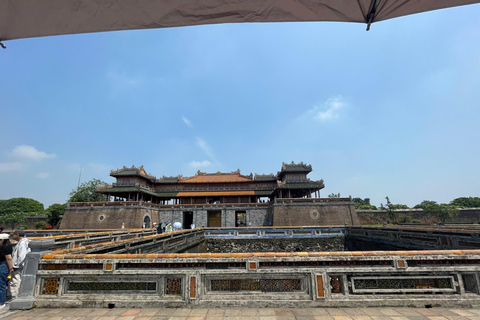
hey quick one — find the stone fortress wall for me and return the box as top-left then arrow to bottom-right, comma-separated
358,208 -> 480,224
60,199 -> 359,229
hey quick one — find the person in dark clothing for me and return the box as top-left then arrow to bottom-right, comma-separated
0,233 -> 13,309
156,223 -> 162,234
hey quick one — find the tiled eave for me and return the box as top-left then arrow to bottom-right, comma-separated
97,186 -> 158,197
277,183 -> 324,189
41,249 -> 480,260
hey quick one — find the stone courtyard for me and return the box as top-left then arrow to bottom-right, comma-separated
1,307 -> 480,320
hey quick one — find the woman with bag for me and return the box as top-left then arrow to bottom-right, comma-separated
0,233 -> 13,309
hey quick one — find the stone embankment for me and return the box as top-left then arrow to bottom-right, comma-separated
205,237 -> 345,252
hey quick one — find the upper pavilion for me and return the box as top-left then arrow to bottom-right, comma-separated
96,162 -> 325,205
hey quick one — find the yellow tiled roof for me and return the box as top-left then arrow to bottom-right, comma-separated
181,174 -> 252,183
176,191 -> 255,197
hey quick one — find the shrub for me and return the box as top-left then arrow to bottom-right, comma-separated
35,221 -> 47,229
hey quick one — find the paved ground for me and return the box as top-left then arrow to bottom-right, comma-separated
0,307 -> 480,320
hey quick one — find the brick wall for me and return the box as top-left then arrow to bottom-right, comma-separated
272,203 -> 359,226
357,208 -> 480,224
60,206 -> 156,229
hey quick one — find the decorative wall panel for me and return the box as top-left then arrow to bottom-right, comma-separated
210,279 -> 302,292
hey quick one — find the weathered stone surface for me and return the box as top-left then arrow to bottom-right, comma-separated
272,203 -> 359,226
205,237 -> 345,253
357,208 -> 480,225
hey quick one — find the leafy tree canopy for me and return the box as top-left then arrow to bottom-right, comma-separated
414,200 -> 438,209
0,197 -> 44,216
450,197 -> 480,208
389,204 -> 409,210
0,212 -> 27,229
69,179 -> 108,202
352,198 -> 377,210
423,203 -> 458,223
46,203 -> 67,226
384,197 -> 409,210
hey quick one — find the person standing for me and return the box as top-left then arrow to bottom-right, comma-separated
0,233 -> 13,309
156,223 -> 162,234
9,230 -> 30,301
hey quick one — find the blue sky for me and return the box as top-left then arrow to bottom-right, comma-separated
1,5 -> 479,209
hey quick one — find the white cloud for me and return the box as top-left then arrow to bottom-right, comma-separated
9,145 -> 56,161
35,172 -> 50,179
107,69 -> 144,88
195,137 -> 220,166
190,160 -> 211,168
0,162 -> 23,172
305,96 -> 346,122
196,137 -> 214,159
182,116 -> 193,128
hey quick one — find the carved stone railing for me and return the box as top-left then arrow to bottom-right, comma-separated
347,225 -> 480,250
28,249 -> 480,308
203,227 -> 345,239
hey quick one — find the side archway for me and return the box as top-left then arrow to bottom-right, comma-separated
143,213 -> 152,228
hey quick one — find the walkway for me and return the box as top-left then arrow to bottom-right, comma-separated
1,307 -> 480,320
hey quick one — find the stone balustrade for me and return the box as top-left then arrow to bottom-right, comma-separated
347,226 -> 480,250
28,250 -> 480,308
28,229 -> 157,251
11,226 -> 480,310
203,226 -> 345,238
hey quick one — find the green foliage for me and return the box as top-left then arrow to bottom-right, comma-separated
423,203 -> 458,222
389,204 -> 409,210
0,197 -> 44,216
414,200 -> 438,209
35,221 -> 48,229
356,204 -> 378,210
328,193 -> 341,198
352,198 -> 377,210
397,214 -> 412,224
69,179 -> 108,202
18,225 -> 29,230
0,212 -> 27,229
411,219 -> 422,224
46,203 -> 66,226
450,197 -> 480,208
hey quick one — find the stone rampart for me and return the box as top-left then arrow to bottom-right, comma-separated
61,203 -> 270,229
357,208 -> 480,225
272,201 -> 358,226
59,206 -> 158,229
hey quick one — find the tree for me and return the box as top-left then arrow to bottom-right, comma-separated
389,204 -> 409,210
0,212 -> 26,230
69,179 -> 108,202
450,197 -> 480,208
0,197 -> 44,216
414,200 -> 438,209
46,203 -> 67,226
352,198 -> 377,210
424,203 -> 458,223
